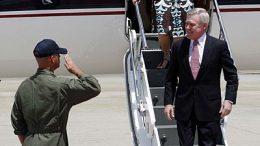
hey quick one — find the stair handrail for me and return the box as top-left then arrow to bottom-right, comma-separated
212,0 -> 232,51
134,2 -> 148,50
128,1 -> 158,142
130,1 -> 150,102
128,28 -> 159,145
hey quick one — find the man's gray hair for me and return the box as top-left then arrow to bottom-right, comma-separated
187,8 -> 210,24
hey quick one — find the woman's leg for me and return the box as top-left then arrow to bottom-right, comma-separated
154,0 -> 173,68
158,34 -> 172,68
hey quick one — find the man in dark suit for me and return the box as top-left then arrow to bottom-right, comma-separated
164,8 -> 239,146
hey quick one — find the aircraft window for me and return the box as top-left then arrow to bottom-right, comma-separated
0,0 -> 124,12
218,0 -> 260,5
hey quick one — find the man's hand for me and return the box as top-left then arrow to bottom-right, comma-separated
164,104 -> 174,121
64,55 -> 83,77
219,100 -> 233,118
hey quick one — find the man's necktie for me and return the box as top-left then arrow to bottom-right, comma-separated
191,40 -> 200,80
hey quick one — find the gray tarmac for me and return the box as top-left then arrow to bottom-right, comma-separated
0,72 -> 260,146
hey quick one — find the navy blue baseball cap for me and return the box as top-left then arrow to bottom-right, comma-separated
33,39 -> 67,57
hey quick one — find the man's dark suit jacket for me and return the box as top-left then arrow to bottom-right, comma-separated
164,35 -> 239,122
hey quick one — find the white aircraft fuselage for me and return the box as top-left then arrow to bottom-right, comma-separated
0,0 -> 259,77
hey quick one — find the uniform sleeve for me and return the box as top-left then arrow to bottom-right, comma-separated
63,74 -> 101,106
11,91 -> 28,135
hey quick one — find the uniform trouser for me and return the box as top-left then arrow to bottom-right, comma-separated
176,116 -> 220,146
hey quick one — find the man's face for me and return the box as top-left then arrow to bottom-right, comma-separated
185,14 -> 207,40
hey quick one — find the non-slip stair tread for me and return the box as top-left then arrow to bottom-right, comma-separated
147,69 -> 167,87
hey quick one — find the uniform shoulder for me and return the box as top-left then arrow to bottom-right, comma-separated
18,78 -> 32,89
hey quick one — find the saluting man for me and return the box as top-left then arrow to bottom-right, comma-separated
11,39 -> 101,146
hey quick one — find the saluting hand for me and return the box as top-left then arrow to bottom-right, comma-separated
64,54 -> 83,77
132,0 -> 139,4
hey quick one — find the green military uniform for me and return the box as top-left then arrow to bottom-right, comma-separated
11,69 -> 101,146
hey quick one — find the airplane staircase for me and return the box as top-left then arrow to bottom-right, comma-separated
143,39 -> 199,146
125,0 -> 230,145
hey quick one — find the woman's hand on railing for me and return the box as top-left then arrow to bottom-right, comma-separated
132,0 -> 140,4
